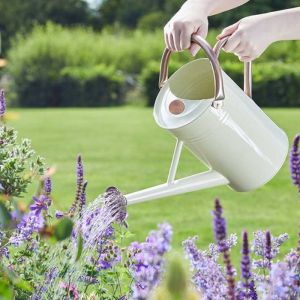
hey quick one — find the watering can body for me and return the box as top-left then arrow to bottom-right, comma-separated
125,35 -> 288,205
154,58 -> 288,192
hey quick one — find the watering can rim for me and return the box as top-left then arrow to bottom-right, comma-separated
153,58 -> 214,130
158,35 -> 253,105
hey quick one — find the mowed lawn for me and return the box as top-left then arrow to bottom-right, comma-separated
8,107 -> 300,262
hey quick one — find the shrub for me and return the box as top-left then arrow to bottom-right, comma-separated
140,60 -> 183,106
140,58 -> 300,107
138,11 -> 168,31
59,64 -> 125,107
6,23 -> 300,107
223,61 -> 300,107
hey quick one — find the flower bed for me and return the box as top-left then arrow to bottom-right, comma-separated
0,90 -> 300,299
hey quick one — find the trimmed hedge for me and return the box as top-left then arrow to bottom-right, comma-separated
7,23 -> 165,107
6,23 -> 300,107
58,65 -> 125,107
141,59 -> 300,107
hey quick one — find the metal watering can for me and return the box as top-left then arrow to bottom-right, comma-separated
125,35 -> 288,205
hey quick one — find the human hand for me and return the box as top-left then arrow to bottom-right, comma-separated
217,14 -> 276,62
164,1 -> 209,56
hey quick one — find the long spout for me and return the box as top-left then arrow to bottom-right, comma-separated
125,170 -> 229,205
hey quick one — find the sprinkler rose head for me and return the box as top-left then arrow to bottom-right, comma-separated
104,187 -> 127,224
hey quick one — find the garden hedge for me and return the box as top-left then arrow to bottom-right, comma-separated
141,59 -> 300,107
6,23 -> 300,107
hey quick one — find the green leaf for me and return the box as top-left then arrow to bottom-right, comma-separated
54,217 -> 73,241
0,202 -> 11,229
75,233 -> 83,262
14,279 -> 33,292
0,280 -> 13,300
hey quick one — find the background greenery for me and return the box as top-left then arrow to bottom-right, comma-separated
1,0 -> 300,107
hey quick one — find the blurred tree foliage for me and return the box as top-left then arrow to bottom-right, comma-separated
0,0 -> 99,54
1,0 -> 298,55
98,0 -> 299,29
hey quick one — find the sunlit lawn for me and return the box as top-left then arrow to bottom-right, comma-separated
8,107 -> 300,264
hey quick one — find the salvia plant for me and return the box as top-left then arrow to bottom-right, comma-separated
0,90 -> 299,300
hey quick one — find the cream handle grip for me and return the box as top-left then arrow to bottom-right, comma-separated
159,34 -> 226,103
213,36 -> 252,98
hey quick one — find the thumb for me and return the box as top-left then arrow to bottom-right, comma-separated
217,22 -> 240,40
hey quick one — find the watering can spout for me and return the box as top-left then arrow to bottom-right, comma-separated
125,170 -> 229,205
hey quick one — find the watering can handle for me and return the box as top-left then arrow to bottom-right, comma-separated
213,36 -> 252,98
159,35 -> 225,104
159,34 -> 253,105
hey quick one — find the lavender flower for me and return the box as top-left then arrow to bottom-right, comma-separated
213,199 -> 227,251
252,231 -> 289,283
252,231 -> 288,261
55,210 -> 64,219
267,262 -> 298,300
290,135 -> 300,192
9,213 -> 45,246
32,267 -> 59,299
265,231 -> 272,269
95,240 -> 121,270
0,89 -> 6,118
44,176 -> 52,195
78,181 -> 88,217
128,222 -> 172,300
240,231 -> 257,299
0,247 -> 9,259
68,155 -> 84,216
78,275 -> 98,284
30,195 -> 49,216
212,199 -> 236,299
183,236 -> 227,299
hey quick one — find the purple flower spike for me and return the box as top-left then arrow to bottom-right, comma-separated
44,177 -> 52,195
0,89 -> 6,118
68,155 -> 84,216
265,231 -> 272,268
213,198 -> 227,251
249,280 -> 258,300
78,181 -> 88,217
240,231 -> 255,299
290,135 -> 300,193
128,222 -> 172,300
212,199 -> 236,300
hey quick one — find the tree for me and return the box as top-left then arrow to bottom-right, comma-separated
0,0 -> 92,55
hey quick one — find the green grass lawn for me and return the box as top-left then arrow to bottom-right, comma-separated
8,107 -> 300,264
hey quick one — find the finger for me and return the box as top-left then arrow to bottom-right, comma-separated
233,42 -> 244,54
223,31 -> 241,53
169,34 -> 176,51
217,22 -> 240,40
164,32 -> 169,49
173,29 -> 182,51
180,26 -> 194,50
189,27 -> 204,56
165,32 -> 173,50
189,43 -> 201,56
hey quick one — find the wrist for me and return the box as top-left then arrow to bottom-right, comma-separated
181,0 -> 215,16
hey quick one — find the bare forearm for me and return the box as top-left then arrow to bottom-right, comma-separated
181,0 -> 250,16
266,8 -> 300,41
